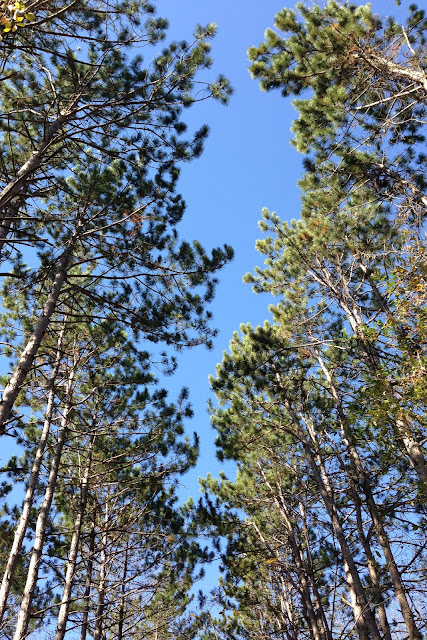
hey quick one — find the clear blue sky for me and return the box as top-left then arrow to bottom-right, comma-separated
153,0 -> 408,501
157,0 -> 306,499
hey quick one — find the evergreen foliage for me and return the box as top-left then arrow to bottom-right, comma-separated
203,4 -> 427,640
2,1 -> 427,639
0,0 -> 232,637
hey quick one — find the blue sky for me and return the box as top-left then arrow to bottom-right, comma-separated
151,0 -> 411,603
156,0 -> 304,499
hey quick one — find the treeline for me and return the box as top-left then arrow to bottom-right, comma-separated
0,1 -> 426,640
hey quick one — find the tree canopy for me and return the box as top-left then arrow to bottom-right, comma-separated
0,1 -> 426,640
203,3 -> 427,640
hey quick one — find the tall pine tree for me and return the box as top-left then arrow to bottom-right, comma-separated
204,4 -> 427,640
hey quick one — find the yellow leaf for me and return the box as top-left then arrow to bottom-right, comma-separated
24,11 -> 34,20
263,558 -> 277,564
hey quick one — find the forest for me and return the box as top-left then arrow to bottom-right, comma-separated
0,0 -> 426,639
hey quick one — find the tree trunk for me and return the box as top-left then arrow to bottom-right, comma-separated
80,522 -> 96,640
117,545 -> 129,640
367,51 -> 427,96
0,322 -> 66,621
258,467 -> 326,640
278,573 -> 299,640
55,433 -> 96,640
298,502 -> 333,640
93,498 -> 109,640
310,262 -> 427,485
358,263 -> 427,485
353,497 -> 392,640
12,368 -> 75,640
283,396 -> 381,640
316,351 -> 423,640
0,112 -> 70,254
303,441 -> 379,640
0,246 -> 72,434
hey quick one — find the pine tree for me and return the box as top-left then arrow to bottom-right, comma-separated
0,1 -> 233,635
1,291 -> 207,637
246,0 -> 427,486
0,0 -> 233,433
204,3 -> 427,640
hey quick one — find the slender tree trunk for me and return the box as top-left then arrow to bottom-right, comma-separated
316,351 -> 423,640
80,521 -> 96,640
310,263 -> 427,485
282,510 -> 323,640
249,517 -> 301,640
0,112 -> 70,254
117,545 -> 129,640
360,481 -> 422,640
282,395 -> 381,640
398,428 -> 427,485
304,442 -> 378,640
12,368 -> 75,640
298,502 -> 333,640
278,573 -> 299,640
0,322 -> 67,622
367,51 -> 427,96
55,433 -> 96,640
353,497 -> 393,640
358,263 -> 427,485
0,246 -> 73,434
93,498 -> 109,640
258,467 -> 326,640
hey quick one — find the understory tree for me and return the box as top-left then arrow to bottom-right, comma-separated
203,3 -> 427,640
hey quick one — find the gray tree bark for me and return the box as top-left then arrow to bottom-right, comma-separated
0,322 -> 66,621
54,433 -> 96,640
12,366 -> 75,640
0,243 -> 75,434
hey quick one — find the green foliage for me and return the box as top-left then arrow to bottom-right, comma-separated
0,0 -> 232,637
203,3 -> 427,640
